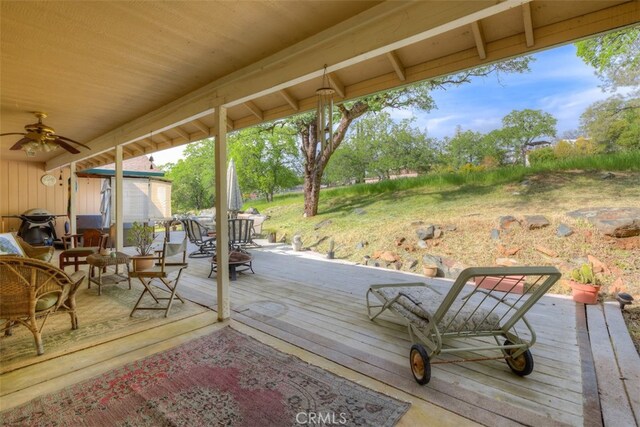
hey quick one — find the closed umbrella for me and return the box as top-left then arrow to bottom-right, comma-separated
227,159 -> 243,218
100,178 -> 111,229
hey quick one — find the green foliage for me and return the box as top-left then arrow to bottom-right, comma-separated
575,27 -> 640,91
445,127 -> 505,169
163,139 -> 215,213
501,109 -> 557,165
127,222 -> 155,256
580,96 -> 640,151
527,147 -> 556,165
571,264 -> 600,286
228,126 -> 301,202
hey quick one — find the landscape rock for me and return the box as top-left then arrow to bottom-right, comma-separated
353,208 -> 367,215
495,257 -> 520,267
587,255 -> 610,274
314,219 -> 332,230
390,261 -> 403,271
556,223 -> 573,237
417,240 -> 428,249
422,254 -> 466,279
521,215 -> 550,230
377,251 -> 399,263
535,245 -> 558,258
433,228 -> 443,239
416,225 -> 435,240
499,216 -> 519,230
567,207 -> 640,237
490,229 -> 500,240
406,258 -> 418,270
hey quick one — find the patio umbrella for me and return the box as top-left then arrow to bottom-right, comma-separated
100,178 -> 111,229
227,159 -> 243,218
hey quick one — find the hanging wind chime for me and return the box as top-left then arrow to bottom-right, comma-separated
316,65 -> 336,152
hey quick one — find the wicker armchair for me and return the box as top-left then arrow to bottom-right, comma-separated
16,236 -> 55,262
0,256 -> 85,355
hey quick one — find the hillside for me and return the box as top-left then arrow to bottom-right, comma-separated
250,168 -> 640,299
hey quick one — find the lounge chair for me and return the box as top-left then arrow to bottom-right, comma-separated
181,218 -> 216,258
366,266 -> 560,385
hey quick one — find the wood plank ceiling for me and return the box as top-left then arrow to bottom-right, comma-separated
1,1 -> 638,171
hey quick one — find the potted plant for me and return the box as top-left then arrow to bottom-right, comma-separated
127,222 -> 156,271
568,263 -> 601,304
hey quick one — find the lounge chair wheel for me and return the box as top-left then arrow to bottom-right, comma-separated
503,340 -> 534,376
410,344 -> 431,385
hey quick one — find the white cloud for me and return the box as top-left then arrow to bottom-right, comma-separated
152,145 -> 187,166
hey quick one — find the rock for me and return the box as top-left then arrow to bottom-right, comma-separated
534,245 -> 558,258
379,251 -> 399,263
433,228 -> 443,239
406,258 -> 418,270
416,225 -> 435,240
567,207 -> 640,237
556,224 -> 573,237
444,225 -> 457,232
490,229 -> 500,240
411,220 -> 424,226
422,254 -> 466,279
521,215 -> 550,230
372,250 -> 383,259
610,277 -> 628,294
614,236 -> 640,250
314,219 -> 332,230
495,257 -> 520,267
390,261 -> 403,271
601,172 -> 615,180
587,255 -> 609,274
394,237 -> 406,246
353,208 -> 367,215
417,240 -> 428,249
499,216 -> 519,230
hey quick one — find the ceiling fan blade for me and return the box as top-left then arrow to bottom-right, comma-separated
0,132 -> 27,137
10,137 -> 34,150
52,138 -> 81,154
56,135 -> 91,150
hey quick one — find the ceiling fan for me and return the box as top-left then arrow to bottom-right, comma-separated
0,112 -> 91,156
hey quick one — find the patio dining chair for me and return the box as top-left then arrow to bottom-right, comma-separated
129,233 -> 188,318
0,256 -> 85,355
59,228 -> 108,272
181,218 -> 216,258
228,218 -> 260,249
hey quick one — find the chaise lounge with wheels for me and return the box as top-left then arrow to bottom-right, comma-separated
366,266 -> 561,385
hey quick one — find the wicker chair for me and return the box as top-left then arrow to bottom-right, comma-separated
16,236 -> 55,262
0,256 -> 85,355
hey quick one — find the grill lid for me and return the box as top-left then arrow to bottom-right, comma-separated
21,208 -> 55,217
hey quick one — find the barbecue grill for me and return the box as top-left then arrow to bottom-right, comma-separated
15,208 -> 64,246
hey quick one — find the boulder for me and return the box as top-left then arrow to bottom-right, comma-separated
422,254 -> 466,279
490,229 -> 500,240
417,240 -> 428,249
416,225 -> 435,240
379,251 -> 399,263
521,215 -> 550,230
556,223 -> 573,237
499,215 -> 519,230
433,228 -> 443,239
567,207 -> 640,238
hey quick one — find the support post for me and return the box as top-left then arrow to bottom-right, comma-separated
115,146 -> 124,251
69,162 -> 77,235
214,106 -> 230,320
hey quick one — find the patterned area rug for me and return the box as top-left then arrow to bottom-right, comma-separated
1,327 -> 410,426
1,281 -> 207,373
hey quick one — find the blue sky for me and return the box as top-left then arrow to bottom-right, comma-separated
389,43 -> 610,139
154,43 -> 609,165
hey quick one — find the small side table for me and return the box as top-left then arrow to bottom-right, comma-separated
86,252 -> 131,295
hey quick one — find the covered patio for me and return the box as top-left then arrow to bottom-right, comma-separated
1,1 -> 639,425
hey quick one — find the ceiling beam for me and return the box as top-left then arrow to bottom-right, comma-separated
327,73 -> 345,98
174,126 -> 190,140
279,89 -> 299,111
471,21 -> 487,59
386,50 -> 406,82
192,119 -> 210,135
244,101 -> 264,120
522,3 -> 534,47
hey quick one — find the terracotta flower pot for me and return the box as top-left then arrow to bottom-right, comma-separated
568,280 -> 600,304
422,265 -> 438,277
132,255 -> 155,271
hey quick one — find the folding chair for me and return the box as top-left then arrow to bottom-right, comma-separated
129,233 -> 188,318
181,218 -> 216,258
366,266 -> 561,384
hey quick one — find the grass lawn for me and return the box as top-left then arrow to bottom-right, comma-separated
249,165 -> 640,298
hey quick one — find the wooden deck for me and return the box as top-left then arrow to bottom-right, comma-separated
2,237 -> 636,426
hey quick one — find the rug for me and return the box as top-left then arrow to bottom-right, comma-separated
1,327 -> 410,426
0,281 -> 207,373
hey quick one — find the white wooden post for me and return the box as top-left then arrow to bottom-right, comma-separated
115,146 -> 124,251
69,162 -> 77,235
214,106 -> 230,320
